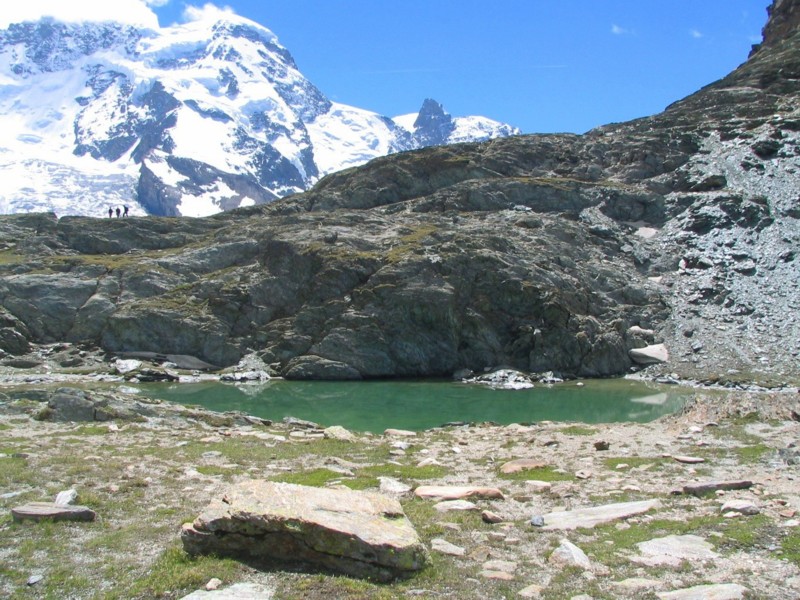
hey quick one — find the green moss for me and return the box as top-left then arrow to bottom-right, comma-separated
558,425 -> 597,436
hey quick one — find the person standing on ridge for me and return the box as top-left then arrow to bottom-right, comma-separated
115,207 -> 121,218
123,205 -> 129,217
108,206 -> 113,218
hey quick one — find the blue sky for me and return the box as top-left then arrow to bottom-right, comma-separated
7,1 -> 772,134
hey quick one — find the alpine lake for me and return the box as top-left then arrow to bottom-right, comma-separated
136,377 -> 690,432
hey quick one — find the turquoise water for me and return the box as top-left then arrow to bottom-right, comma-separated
138,378 -> 689,432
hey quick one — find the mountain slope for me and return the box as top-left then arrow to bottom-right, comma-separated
0,13 -> 517,218
0,0 -> 796,386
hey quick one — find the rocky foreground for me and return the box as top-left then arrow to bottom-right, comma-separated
1,383 -> 799,599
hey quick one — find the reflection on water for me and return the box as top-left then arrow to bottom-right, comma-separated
137,378 -> 689,432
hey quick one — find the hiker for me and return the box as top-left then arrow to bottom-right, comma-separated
108,207 -> 113,218
123,205 -> 129,217
115,207 -> 121,218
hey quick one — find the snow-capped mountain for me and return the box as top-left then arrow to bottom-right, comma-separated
0,13 -> 518,217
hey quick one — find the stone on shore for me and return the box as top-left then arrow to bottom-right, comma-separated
181,481 -> 428,581
414,485 -> 505,500
538,499 -> 660,530
629,344 -> 669,365
12,502 -> 96,523
323,425 -> 357,442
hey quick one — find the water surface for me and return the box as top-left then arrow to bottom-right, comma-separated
138,378 -> 688,432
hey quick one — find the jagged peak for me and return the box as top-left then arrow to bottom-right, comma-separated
751,0 -> 800,55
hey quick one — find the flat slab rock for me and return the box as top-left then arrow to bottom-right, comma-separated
656,583 -> 749,600
414,485 -> 505,500
11,502 -> 96,523
181,481 -> 428,581
539,499 -> 660,530
632,534 -> 718,567
499,459 -> 547,474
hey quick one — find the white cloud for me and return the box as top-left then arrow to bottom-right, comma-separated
0,0 -> 163,30
690,29 -> 703,39
611,24 -> 629,35
183,3 -> 236,23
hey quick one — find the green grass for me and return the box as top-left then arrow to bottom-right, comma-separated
558,425 -> 597,436
498,465 -> 574,482
125,545 -> 244,599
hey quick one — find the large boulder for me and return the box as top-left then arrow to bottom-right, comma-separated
181,481 -> 429,581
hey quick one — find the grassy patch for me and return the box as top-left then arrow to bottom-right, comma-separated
126,545 -> 244,599
498,465 -> 573,482
558,425 -> 597,436
271,468 -> 345,487
781,530 -> 800,566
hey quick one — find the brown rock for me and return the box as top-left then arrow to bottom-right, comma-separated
11,502 -> 96,523
414,485 -> 505,500
499,459 -> 547,474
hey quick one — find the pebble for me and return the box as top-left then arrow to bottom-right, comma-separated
481,510 -> 503,524
530,515 -> 545,527
206,578 -> 222,591
27,575 -> 43,586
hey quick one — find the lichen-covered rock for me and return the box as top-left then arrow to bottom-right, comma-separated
181,481 -> 429,581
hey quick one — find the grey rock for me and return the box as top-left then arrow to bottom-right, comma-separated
549,539 -> 591,570
632,534 -> 718,567
539,499 -> 661,530
431,538 -> 466,556
182,481 -> 428,581
656,583 -> 748,600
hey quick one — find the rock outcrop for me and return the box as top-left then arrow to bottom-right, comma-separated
0,1 -> 798,385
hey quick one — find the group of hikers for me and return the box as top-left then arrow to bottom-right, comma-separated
108,205 -> 129,218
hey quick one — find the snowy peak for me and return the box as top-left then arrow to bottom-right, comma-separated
395,98 -> 520,146
413,98 -> 456,146
0,15 -> 518,218
0,19 -> 140,75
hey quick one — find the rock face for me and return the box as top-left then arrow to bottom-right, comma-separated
0,2 -> 798,384
181,481 -> 429,581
